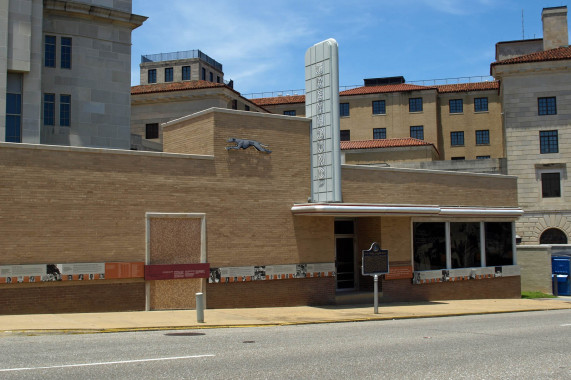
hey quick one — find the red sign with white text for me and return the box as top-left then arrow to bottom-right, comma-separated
144,263 -> 210,281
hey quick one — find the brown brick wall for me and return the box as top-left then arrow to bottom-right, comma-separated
381,276 -> 521,302
0,282 -> 145,315
206,277 -> 336,308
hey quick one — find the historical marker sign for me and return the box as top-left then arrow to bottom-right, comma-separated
305,38 -> 341,203
362,242 -> 389,276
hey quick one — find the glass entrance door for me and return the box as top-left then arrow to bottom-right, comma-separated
336,237 -> 355,290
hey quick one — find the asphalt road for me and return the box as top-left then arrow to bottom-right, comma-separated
0,310 -> 569,379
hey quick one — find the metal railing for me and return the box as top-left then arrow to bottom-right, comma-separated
141,49 -> 223,71
242,75 -> 495,99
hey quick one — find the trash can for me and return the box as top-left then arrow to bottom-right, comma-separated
552,256 -> 570,296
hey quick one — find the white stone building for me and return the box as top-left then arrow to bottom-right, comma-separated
492,6 -> 571,245
1,0 -> 145,149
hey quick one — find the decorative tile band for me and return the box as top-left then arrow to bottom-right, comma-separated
412,265 -> 520,285
209,263 -> 335,284
0,262 -> 144,284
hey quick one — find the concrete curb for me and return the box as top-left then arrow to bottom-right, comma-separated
2,306 -> 568,336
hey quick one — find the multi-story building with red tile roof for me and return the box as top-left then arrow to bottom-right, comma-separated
252,78 -> 502,164
492,6 -> 571,246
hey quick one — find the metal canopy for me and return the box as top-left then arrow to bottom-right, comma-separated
291,203 -> 524,218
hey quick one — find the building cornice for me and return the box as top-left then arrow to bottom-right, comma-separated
44,0 -> 147,29
492,60 -> 571,79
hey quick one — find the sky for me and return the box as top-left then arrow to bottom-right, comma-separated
131,0 -> 570,97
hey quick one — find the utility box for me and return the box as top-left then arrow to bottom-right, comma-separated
552,256 -> 570,296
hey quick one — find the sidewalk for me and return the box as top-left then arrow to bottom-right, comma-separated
1,298 -> 569,334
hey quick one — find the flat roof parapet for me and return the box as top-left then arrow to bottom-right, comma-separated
141,49 -> 222,71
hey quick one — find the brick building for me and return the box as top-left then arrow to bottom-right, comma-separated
0,108 -> 522,314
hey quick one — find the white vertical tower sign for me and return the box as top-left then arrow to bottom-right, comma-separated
305,39 -> 342,203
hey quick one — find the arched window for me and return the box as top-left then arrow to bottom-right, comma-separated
539,228 -> 568,244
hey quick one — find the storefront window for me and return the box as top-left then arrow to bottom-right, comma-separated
450,222 -> 480,268
413,222 -> 446,270
485,222 -> 513,266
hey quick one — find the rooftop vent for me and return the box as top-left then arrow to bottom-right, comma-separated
364,76 -> 405,86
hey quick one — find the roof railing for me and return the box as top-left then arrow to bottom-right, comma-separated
242,75 -> 495,99
141,49 -> 223,71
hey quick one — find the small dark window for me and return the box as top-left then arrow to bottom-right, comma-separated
373,128 -> 386,139
201,67 -> 206,80
538,97 -> 556,115
164,67 -> 173,82
449,99 -> 463,113
540,130 -> 558,154
541,172 -> 561,198
145,123 -> 159,139
182,66 -> 191,80
44,93 -> 55,126
283,110 -> 296,116
410,126 -> 424,140
61,37 -> 72,69
477,155 -> 490,159
409,98 -> 422,112
476,130 -> 490,145
44,35 -> 56,67
340,130 -> 350,141
340,103 -> 350,117
451,157 -> 465,160
59,94 -> 71,127
485,222 -> 513,266
148,69 -> 157,83
6,93 -> 22,143
540,228 -> 568,244
217,76 -> 221,83
372,100 -> 386,115
245,105 -> 250,111
209,72 -> 213,82
450,131 -> 464,146
334,220 -> 354,234
474,97 -> 488,112
231,99 -> 237,110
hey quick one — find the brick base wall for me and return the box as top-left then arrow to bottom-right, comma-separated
206,277 -> 336,309
381,276 -> 521,302
0,282 -> 145,315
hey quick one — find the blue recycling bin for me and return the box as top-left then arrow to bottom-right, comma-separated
552,256 -> 570,296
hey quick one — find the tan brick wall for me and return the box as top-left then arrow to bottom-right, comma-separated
342,166 -> 518,207
355,217 -> 383,290
381,217 -> 412,263
160,112 -> 214,155
518,246 -> 553,294
0,110 -> 337,312
0,111 -> 316,268
438,90 -> 504,160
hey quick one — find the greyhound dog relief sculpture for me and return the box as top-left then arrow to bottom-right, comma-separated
226,138 -> 271,154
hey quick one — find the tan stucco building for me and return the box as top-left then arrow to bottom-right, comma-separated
130,80 -> 267,149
